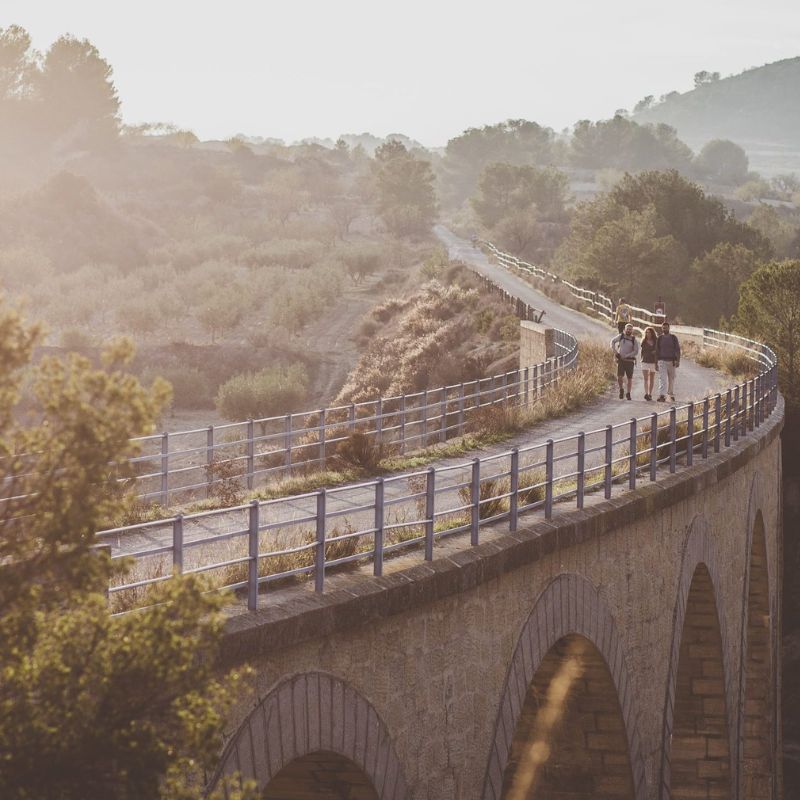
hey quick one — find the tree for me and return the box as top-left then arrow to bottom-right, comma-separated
0,304 -> 253,799
694,70 -> 720,87
570,116 -> 693,172
734,260 -> 800,405
695,139 -> 749,185
372,140 -> 437,236
471,163 -> 568,228
689,242 -> 759,323
746,205 -> 799,258
633,95 -> 655,113
197,287 -> 246,343
38,34 -> 120,148
439,119 -> 558,207
0,26 -> 39,151
554,170 -> 772,318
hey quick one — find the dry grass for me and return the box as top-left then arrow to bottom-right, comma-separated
693,346 -> 759,380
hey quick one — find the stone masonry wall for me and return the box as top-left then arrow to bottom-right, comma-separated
216,403 -> 783,800
519,320 -> 555,369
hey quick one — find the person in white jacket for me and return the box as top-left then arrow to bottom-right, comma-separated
611,323 -> 640,401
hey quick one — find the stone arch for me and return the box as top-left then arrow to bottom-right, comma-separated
209,672 -> 407,799
659,514 -> 736,799
482,573 -> 646,800
739,470 -> 774,798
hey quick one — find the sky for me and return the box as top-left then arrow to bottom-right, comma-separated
3,0 -> 800,147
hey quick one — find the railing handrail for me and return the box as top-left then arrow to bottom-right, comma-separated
102,238 -> 780,615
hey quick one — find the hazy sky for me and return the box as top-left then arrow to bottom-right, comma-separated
4,0 -> 799,146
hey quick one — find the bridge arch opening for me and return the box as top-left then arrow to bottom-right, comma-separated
262,750 -> 380,799
668,563 -> 732,797
742,512 -> 772,798
499,633 -> 636,800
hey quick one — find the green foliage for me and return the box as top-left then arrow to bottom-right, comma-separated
143,364 -> 213,410
570,116 -> 693,172
1,26 -> 120,153
746,205 -> 800,258
215,364 -> 309,423
372,140 -> 437,236
555,170 -> 773,319
440,119 -> 559,207
695,139 -> 749,185
734,259 -> 800,406
472,163 -> 568,227
0,302 -> 255,798
688,242 -> 759,324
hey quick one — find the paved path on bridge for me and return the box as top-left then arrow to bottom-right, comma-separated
109,230 -> 728,585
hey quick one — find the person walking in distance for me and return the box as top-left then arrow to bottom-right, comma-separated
656,321 -> 681,402
640,326 -> 658,401
614,297 -> 632,334
611,322 -> 639,400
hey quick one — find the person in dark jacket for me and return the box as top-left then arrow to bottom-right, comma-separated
611,322 -> 639,400
640,326 -> 658,401
656,321 -> 681,402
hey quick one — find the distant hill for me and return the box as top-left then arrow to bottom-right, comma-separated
632,57 -> 800,154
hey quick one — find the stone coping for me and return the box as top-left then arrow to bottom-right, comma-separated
220,398 -> 784,666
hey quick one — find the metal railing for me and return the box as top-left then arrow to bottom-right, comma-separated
100,242 -> 780,614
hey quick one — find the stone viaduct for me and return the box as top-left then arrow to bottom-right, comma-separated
208,387 -> 784,799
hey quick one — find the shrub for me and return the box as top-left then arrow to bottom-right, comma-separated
458,476 -> 507,520
204,457 -> 244,506
334,432 -> 384,473
142,365 -> 213,410
215,364 -> 309,423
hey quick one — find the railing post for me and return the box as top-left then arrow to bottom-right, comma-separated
425,467 -> 435,560
374,478 -> 384,576
458,384 -> 465,436
206,425 -> 214,498
532,364 -> 539,399
687,402 -> 694,466
604,425 -> 613,499
470,458 -> 480,545
400,395 -> 407,454
160,432 -> 169,507
317,408 -> 326,466
576,433 -> 585,509
246,419 -> 255,490
628,418 -> 637,490
375,399 -> 383,447
523,367 -> 529,406
509,448 -> 520,530
733,386 -> 740,442
422,389 -> 428,446
315,489 -> 326,593
284,414 -> 293,470
755,376 -> 761,428
650,413 -> 658,481
248,500 -> 259,611
702,398 -> 709,459
725,389 -> 732,447
714,394 -> 722,453
545,439 -> 554,519
669,407 -> 677,473
439,390 -> 447,443
348,403 -> 356,434
172,514 -> 184,573
749,379 -> 755,430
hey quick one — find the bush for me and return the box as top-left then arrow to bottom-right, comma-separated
215,364 -> 309,423
142,365 -> 213,410
334,432 -> 384,473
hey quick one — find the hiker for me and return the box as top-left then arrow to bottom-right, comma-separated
614,297 -> 632,334
656,321 -> 681,402
640,326 -> 658,401
611,322 -> 639,401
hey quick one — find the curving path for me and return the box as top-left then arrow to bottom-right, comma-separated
107,230 -> 730,596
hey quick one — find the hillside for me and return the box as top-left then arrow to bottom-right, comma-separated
632,57 -> 800,170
